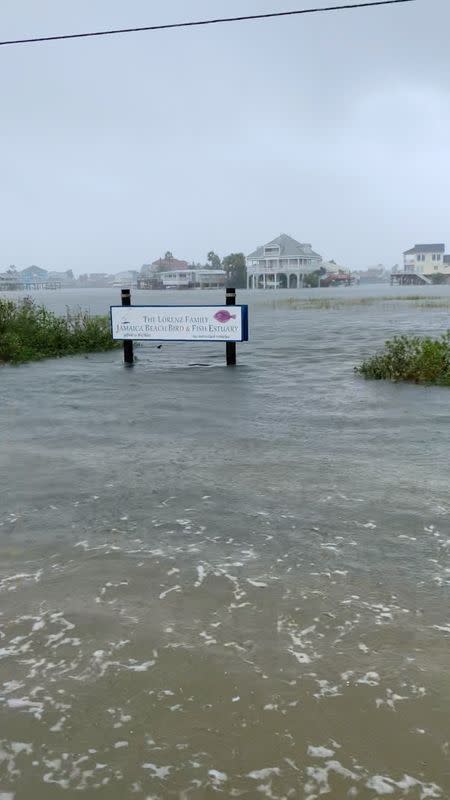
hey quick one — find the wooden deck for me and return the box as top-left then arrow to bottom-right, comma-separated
391,271 -> 431,286
0,281 -> 62,291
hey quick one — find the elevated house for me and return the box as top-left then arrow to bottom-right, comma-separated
246,234 -> 322,289
403,244 -> 450,275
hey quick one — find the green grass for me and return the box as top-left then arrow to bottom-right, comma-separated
266,296 -> 450,311
0,297 -> 119,364
356,333 -> 450,386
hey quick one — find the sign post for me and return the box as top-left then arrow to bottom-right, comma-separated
226,287 -> 237,367
121,288 -> 134,366
112,289 -> 248,367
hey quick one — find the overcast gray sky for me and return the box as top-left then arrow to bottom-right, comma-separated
0,0 -> 448,273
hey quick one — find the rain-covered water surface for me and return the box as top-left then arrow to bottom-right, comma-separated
1,287 -> 449,799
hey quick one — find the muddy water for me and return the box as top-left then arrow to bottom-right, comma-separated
0,288 -> 449,798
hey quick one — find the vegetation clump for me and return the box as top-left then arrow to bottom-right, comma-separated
356,333 -> 450,386
0,297 -> 118,364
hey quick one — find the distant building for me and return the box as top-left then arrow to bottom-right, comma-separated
403,244 -> 450,275
47,270 -> 75,286
355,265 -> 390,284
321,259 -> 349,275
139,269 -> 226,290
77,273 -> 111,287
141,253 -> 190,277
20,266 -> 49,285
0,270 -> 22,290
246,234 -> 322,289
112,270 -> 138,288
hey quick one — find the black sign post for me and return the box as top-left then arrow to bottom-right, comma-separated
121,288 -> 134,366
226,287 -> 237,367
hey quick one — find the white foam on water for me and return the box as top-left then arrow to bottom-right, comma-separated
159,586 -> 181,600
308,746 -> 335,758
247,768 -> 280,780
195,566 -> 207,587
50,718 -> 66,732
367,774 -> 442,798
247,579 -> 268,588
199,631 -> 217,646
433,625 -> 450,634
208,770 -> 227,785
6,698 -> 43,719
305,759 -> 360,797
376,688 -> 409,710
10,743 -> 33,755
290,650 -> 311,664
314,680 -> 342,699
0,571 -> 42,593
367,775 -> 395,794
357,671 -> 380,686
142,764 -> 172,779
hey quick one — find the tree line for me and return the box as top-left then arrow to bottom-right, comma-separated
206,251 -> 247,288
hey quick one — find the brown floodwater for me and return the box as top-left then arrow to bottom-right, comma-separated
1,287 -> 449,798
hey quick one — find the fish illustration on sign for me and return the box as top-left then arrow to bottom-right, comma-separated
214,310 -> 236,324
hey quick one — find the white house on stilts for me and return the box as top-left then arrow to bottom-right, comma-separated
246,234 -> 322,289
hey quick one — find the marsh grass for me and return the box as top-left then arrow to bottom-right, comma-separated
0,297 -> 119,364
356,333 -> 450,386
266,296 -> 450,311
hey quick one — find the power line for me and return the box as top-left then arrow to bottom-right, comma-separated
0,0 -> 416,48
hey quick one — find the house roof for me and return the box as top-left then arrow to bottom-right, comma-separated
152,257 -> 189,269
248,234 -> 321,260
404,243 -> 445,255
20,265 -> 48,275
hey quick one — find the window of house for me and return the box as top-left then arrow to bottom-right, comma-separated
437,254 -> 441,260
264,247 -> 279,256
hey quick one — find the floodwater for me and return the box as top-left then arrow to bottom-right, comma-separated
1,286 -> 449,799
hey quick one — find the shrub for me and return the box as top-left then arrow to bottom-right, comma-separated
356,333 -> 450,386
0,297 -> 119,364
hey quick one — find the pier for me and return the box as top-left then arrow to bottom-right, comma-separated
0,280 -> 62,291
